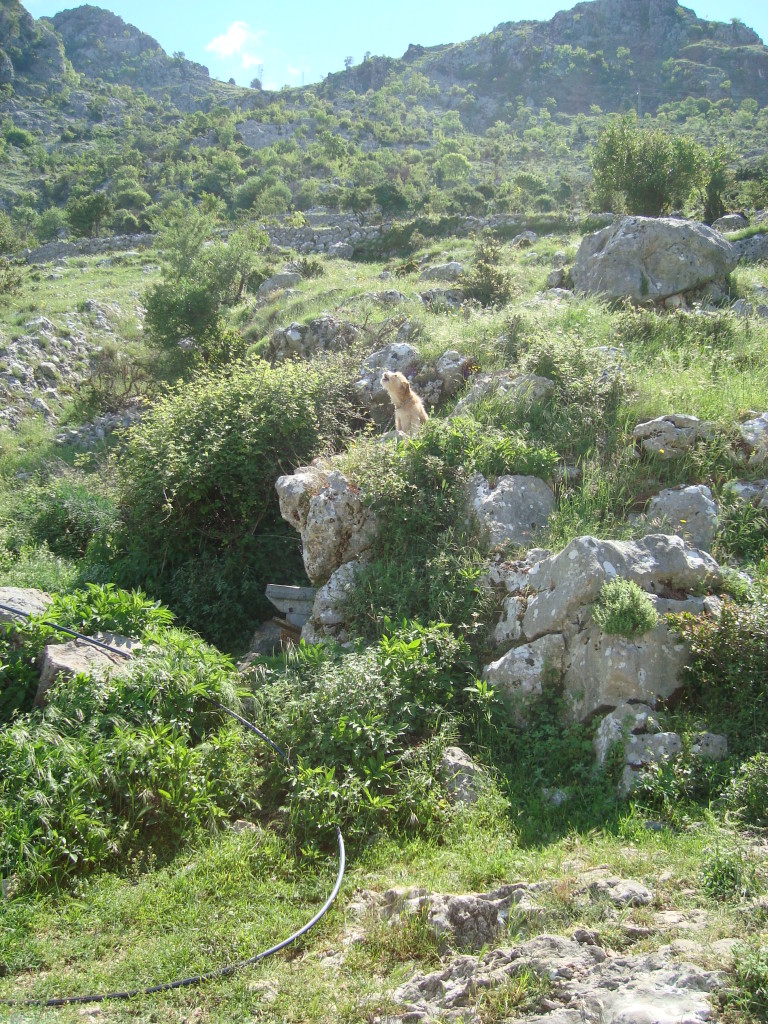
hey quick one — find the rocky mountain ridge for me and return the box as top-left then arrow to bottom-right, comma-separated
4,0 -> 768,120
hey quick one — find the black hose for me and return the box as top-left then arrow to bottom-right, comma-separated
0,605 -> 346,1008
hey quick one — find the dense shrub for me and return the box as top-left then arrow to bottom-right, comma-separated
247,621 -> 477,847
0,627 -> 250,893
592,578 -> 659,637
116,355 -> 359,647
343,417 -> 557,643
24,479 -> 119,559
461,233 -> 511,307
673,600 -> 768,759
722,753 -> 768,827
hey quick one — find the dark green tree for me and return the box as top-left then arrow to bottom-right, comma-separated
591,115 -> 706,217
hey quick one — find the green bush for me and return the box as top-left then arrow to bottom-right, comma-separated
731,941 -> 768,1019
0,629 -> 251,893
461,233 -> 511,308
116,355 -> 359,647
0,584 -> 175,722
247,621 -> 475,848
591,114 -> 707,216
722,753 -> 768,827
25,480 -> 119,559
343,418 -> 557,643
673,601 -> 768,759
592,578 -> 659,637
698,845 -> 756,901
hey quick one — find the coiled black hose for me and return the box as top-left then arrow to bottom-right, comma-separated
0,604 -> 346,1008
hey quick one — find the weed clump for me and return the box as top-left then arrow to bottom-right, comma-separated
592,578 -> 659,637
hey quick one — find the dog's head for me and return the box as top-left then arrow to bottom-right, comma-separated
380,370 -> 411,403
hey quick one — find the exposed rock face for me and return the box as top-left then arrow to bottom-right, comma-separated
257,272 -> 302,296
713,213 -> 749,232
573,217 -> 736,303
469,473 -> 555,549
637,484 -> 718,552
51,5 -> 221,112
0,0 -> 68,92
485,535 -> 722,723
275,467 -> 376,585
632,414 -> 715,458
419,261 -> 464,282
268,315 -> 360,362
739,412 -> 768,464
520,535 -> 721,641
452,371 -> 555,417
434,350 -> 471,398
439,747 -> 485,805
301,559 -> 364,644
0,587 -> 52,624
36,633 -> 138,705
723,478 -> 768,508
732,233 -> 768,264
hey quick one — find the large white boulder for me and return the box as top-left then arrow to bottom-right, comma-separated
36,633 -> 138,705
573,216 -> 736,302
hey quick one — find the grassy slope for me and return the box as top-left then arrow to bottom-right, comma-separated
0,234 -> 767,1021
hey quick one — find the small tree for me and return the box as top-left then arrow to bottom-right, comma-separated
591,114 -> 706,217
461,233 -> 510,308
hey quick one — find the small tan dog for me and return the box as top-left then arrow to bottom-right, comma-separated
380,370 -> 428,435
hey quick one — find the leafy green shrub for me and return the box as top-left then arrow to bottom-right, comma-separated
343,418 -> 557,643
247,621 -> 474,848
722,754 -> 768,827
461,233 -> 511,308
698,845 -> 756,901
673,601 -> 768,759
591,114 -> 706,216
116,355 -> 358,647
592,578 -> 659,637
0,584 -> 175,722
0,630 -> 251,893
25,480 -> 119,559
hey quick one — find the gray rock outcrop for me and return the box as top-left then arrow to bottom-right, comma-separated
484,535 -> 722,723
268,315 -> 361,362
632,414 -> 715,458
36,633 -> 138,705
469,473 -> 555,549
419,261 -> 464,282
275,467 -> 376,585
739,412 -> 768,464
257,271 -> 302,297
636,484 -> 718,552
0,587 -> 52,624
573,217 -> 736,303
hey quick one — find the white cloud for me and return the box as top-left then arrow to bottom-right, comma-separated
205,21 -> 264,67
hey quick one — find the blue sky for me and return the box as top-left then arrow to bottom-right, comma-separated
21,0 -> 768,92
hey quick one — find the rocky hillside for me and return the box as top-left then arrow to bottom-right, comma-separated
48,4 -> 248,112
321,0 -> 768,119
0,0 -> 68,94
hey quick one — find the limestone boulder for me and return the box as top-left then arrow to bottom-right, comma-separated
257,271 -> 301,296
419,261 -> 463,282
434,349 -> 471,398
276,468 -> 376,584
739,412 -> 768,464
268,314 -> 360,362
563,619 -> 689,722
521,535 -> 721,641
573,216 -> 736,303
469,473 -> 555,549
482,634 -> 566,708
639,484 -> 718,552
36,633 -> 138,705
327,241 -> 353,259
452,371 -> 555,417
440,746 -> 485,806
593,703 -> 661,764
419,287 -> 465,309
632,414 -> 715,458
723,478 -> 768,508
0,587 -> 52,624
690,732 -> 728,760
733,232 -> 768,263
301,559 -> 364,644
713,213 -> 748,232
